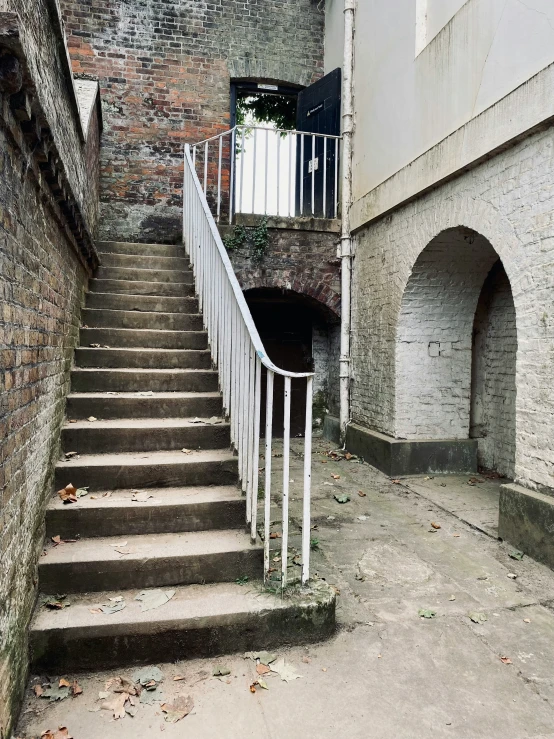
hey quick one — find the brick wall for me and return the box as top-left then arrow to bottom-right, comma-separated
351,125 -> 554,495
61,0 -> 325,244
471,261 -> 517,478
0,4 -> 100,733
224,220 -> 341,318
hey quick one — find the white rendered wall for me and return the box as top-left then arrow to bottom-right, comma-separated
324,0 -> 344,75
349,0 -> 554,211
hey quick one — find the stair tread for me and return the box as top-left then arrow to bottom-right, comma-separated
72,367 -> 216,374
83,308 -> 201,317
67,391 -> 220,399
47,485 -> 240,511
41,528 -> 258,566
32,581 -> 290,633
62,417 -> 227,430
56,447 -> 235,468
77,347 -> 209,354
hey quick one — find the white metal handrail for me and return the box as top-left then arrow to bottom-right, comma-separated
183,143 -> 314,587
191,125 -> 341,222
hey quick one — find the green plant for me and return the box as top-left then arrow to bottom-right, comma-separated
310,537 -> 320,551
235,575 -> 249,586
223,218 -> 269,263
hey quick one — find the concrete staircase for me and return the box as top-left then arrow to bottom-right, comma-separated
31,241 -> 334,672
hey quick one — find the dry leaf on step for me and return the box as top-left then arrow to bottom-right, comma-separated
40,727 -> 73,739
256,664 -> 271,675
87,416 -> 97,422
71,681 -> 83,696
59,678 -> 71,688
131,492 -> 153,502
430,522 -> 441,530
58,484 -> 78,504
270,658 -> 302,682
161,695 -> 194,723
101,691 -> 128,719
33,684 -> 44,697
135,589 -> 175,612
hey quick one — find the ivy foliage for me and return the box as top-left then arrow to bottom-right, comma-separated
223,217 -> 269,263
236,93 -> 296,132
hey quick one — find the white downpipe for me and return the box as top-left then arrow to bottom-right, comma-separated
339,0 -> 356,444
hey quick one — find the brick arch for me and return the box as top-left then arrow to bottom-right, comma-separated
227,59 -> 318,88
237,273 -> 341,322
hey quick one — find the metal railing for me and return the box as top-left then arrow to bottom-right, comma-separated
183,143 -> 314,587
191,125 -> 341,222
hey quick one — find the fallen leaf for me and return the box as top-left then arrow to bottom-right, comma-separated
59,678 -> 71,688
76,487 -> 89,498
109,596 -> 123,602
135,589 -> 176,612
430,522 -> 441,529
331,474 -> 340,480
449,595 -> 456,601
181,448 -> 192,454
391,479 -> 401,484
213,666 -> 231,677
71,681 -> 83,697
69,419 -> 77,423
57,484 -> 78,504
269,532 -> 281,539
92,601 -> 126,615
40,684 -> 70,702
418,608 -> 437,619
89,343 -> 101,348
358,491 -> 367,497
507,573 -> 517,579
173,675 -> 186,682
270,658 -> 302,682
249,683 -> 257,693
208,416 -> 223,425
101,691 -> 128,719
43,595 -> 70,610
33,684 -> 44,697
245,651 -> 277,664
334,494 -> 350,504
87,416 -> 97,422
107,676 -> 136,695
256,678 -> 269,690
469,612 -> 488,624
40,727 -> 73,739
161,695 -> 193,723
64,451 -> 78,459
133,666 -> 164,686
190,417 -> 203,424
500,656 -> 513,664
256,663 -> 271,675
509,550 -> 524,561
453,534 -> 461,538
523,618 -> 531,623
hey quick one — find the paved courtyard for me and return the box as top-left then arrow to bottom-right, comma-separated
17,436 -> 554,739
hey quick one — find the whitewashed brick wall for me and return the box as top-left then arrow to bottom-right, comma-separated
471,262 -> 517,478
351,125 -> 554,494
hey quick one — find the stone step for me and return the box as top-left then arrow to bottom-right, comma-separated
80,327 -> 208,350
85,292 -> 198,314
38,529 -> 262,593
45,486 -> 245,538
75,347 -> 212,370
71,368 -> 218,393
82,308 -> 203,331
66,391 -> 223,420
54,448 -> 237,491
61,417 -> 230,454
89,278 -> 194,297
98,252 -> 189,271
95,266 -> 193,284
30,580 -> 336,672
97,241 -> 185,257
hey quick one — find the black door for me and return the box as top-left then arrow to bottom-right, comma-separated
296,68 -> 341,218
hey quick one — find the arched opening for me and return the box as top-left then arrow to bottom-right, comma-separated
395,226 -> 517,477
244,288 -> 340,436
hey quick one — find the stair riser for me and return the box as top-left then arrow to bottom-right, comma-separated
86,293 -> 198,314
75,348 -> 212,370
66,395 -> 223,420
61,425 -> 230,454
80,328 -> 208,350
30,598 -> 336,672
82,309 -> 203,331
45,500 -> 246,539
95,267 -> 193,284
54,458 -> 238,491
97,241 -> 186,257
89,279 -> 194,297
71,370 -> 218,393
39,548 -> 262,593
99,253 -> 189,270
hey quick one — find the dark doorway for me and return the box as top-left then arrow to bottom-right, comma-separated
244,289 -> 339,438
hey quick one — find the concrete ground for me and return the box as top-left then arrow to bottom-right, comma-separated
17,436 -> 554,739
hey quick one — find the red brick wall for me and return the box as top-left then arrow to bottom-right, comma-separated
61,0 -> 325,243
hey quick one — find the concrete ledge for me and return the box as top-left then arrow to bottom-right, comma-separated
344,423 -> 477,477
499,484 -> 554,569
323,414 -> 340,445
234,213 -> 341,233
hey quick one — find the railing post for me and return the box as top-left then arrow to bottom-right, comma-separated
281,376 -> 291,588
302,376 -> 313,585
264,370 -> 274,583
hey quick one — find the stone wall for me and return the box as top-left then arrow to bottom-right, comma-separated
0,5 -> 100,733
350,125 -> 554,495
61,0 -> 326,244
